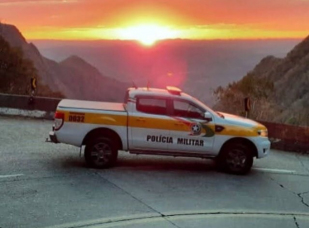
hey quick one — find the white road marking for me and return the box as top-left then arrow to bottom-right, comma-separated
0,174 -> 24,179
252,168 -> 296,174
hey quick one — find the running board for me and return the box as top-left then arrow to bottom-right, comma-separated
129,150 -> 216,159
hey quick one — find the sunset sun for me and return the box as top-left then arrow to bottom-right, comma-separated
117,25 -> 180,46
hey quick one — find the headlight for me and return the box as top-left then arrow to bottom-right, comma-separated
257,129 -> 268,137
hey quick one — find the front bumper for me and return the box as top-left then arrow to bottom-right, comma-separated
255,137 -> 271,158
47,131 -> 59,143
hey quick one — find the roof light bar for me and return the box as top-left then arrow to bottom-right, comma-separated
166,86 -> 182,95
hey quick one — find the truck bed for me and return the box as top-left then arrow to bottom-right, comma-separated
57,99 -> 126,112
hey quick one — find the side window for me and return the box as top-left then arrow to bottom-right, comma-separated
173,100 -> 204,119
137,97 -> 167,115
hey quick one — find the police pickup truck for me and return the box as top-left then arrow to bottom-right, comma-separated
48,86 -> 270,174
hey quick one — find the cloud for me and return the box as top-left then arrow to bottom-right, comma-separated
0,0 -> 79,6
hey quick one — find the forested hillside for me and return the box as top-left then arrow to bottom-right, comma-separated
0,36 -> 63,97
214,36 -> 309,126
0,23 -> 129,102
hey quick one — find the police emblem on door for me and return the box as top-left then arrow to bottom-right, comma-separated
190,123 -> 201,135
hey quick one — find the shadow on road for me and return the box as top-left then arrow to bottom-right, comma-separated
55,152 -> 264,178
116,155 -> 216,172
55,153 -> 216,172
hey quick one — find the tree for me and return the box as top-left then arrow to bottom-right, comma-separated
0,36 -> 37,94
0,35 -> 64,98
213,73 -> 276,121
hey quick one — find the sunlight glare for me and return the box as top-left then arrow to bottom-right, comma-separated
117,25 -> 179,45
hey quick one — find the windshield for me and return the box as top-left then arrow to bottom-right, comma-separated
187,94 -> 221,118
216,111 -> 225,118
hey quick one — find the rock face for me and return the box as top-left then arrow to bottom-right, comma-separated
0,23 -> 129,102
256,36 -> 309,125
214,35 -> 309,126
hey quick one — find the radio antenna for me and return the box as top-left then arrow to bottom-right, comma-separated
132,81 -> 138,89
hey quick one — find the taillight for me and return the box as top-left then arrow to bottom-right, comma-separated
54,111 -> 64,131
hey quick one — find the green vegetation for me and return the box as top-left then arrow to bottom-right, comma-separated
213,73 -> 277,121
213,34 -> 309,127
0,36 -> 35,94
214,70 -> 309,126
0,36 -> 64,98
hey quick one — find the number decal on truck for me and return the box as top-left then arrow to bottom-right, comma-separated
68,113 -> 85,123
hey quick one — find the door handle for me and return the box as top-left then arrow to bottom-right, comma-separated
136,118 -> 146,122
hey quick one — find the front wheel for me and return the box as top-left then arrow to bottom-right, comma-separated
216,143 -> 253,175
84,137 -> 118,169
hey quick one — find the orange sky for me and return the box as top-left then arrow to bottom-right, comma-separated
0,0 -> 309,41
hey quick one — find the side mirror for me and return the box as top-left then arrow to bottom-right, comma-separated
204,112 -> 213,122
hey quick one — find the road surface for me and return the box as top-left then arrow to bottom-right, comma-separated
0,116 -> 308,228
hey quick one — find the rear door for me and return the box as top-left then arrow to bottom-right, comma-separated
129,96 -> 173,150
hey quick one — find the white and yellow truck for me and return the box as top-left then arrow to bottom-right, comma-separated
48,86 -> 270,174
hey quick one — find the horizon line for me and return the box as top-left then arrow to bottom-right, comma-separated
28,37 -> 304,42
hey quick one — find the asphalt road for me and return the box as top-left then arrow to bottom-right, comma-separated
0,115 -> 309,228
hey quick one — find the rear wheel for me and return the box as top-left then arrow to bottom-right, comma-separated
84,137 -> 118,169
216,143 -> 253,175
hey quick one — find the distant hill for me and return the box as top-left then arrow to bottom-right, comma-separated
214,35 -> 309,126
0,33 -> 63,97
0,23 -> 129,102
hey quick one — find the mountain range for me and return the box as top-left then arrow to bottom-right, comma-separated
0,23 -> 129,102
32,38 -> 300,105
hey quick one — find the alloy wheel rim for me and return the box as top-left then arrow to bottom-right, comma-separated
226,149 -> 247,171
91,142 -> 112,166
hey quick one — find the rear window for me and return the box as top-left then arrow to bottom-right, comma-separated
136,97 -> 167,115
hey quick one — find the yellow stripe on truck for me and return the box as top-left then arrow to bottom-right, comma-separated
217,125 -> 259,137
61,110 -> 263,137
63,111 -> 127,126
129,116 -> 174,130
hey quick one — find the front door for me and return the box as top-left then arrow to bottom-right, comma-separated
168,99 -> 215,154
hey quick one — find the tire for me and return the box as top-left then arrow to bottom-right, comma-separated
216,143 -> 253,175
84,137 -> 118,169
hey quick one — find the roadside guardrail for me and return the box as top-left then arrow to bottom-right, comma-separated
0,93 -> 308,153
0,93 -> 61,120
260,121 -> 309,153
